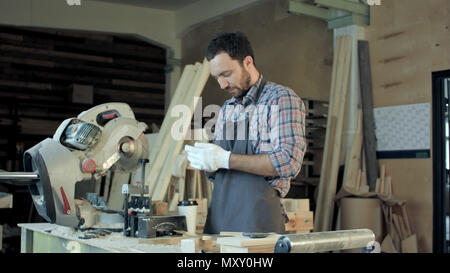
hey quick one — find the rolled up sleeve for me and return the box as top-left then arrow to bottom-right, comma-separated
268,90 -> 306,180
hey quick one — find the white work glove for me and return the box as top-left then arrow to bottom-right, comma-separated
184,142 -> 231,172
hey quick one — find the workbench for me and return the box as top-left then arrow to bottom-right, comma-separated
18,223 -> 282,253
18,223 -> 187,253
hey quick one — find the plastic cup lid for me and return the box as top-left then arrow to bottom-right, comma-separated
178,200 -> 198,206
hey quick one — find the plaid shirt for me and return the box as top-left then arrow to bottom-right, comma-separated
212,75 -> 306,198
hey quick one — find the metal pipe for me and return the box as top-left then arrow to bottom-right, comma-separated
274,229 -> 375,253
0,172 -> 39,184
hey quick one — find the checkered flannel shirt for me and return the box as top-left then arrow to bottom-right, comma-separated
212,75 -> 306,200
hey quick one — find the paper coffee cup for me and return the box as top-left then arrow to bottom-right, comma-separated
178,200 -> 198,235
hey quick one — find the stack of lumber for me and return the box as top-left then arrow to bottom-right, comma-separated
314,35 -> 353,232
144,59 -> 210,202
281,198 -> 314,234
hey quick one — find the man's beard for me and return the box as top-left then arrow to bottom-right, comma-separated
227,69 -> 252,98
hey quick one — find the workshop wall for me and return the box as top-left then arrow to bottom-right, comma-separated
365,0 -> 450,253
180,0 -> 334,108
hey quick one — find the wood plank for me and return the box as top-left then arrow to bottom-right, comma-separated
169,192 -> 179,212
0,55 -> 164,82
216,234 -> 280,247
342,109 -> 363,190
314,35 -> 342,232
375,178 -> 381,193
220,244 -> 275,253
0,26 -> 165,58
358,40 -> 379,191
0,79 -> 52,90
0,45 -> 165,72
152,59 -> 210,201
0,31 -> 165,68
380,164 -> 386,181
384,176 -> 392,197
0,44 -> 113,63
315,35 -> 352,232
401,204 -> 412,236
398,214 -> 410,238
285,211 -> 314,232
146,64 -> 197,195
392,213 -> 406,240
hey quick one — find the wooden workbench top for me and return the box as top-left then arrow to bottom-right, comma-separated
18,223 -> 185,253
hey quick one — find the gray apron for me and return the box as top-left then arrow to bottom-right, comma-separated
204,80 -> 286,234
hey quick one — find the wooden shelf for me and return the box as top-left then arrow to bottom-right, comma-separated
0,25 -> 167,171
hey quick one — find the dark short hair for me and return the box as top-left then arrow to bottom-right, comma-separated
205,32 -> 255,65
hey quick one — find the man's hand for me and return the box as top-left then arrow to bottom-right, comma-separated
185,142 -> 231,172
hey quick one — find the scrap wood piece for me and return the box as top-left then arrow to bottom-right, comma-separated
392,213 -> 406,240
285,211 -> 314,232
400,204 -> 412,235
358,40 -> 379,192
384,176 -> 392,197
315,35 -> 353,232
169,192 -> 179,212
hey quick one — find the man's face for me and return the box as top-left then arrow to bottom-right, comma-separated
208,52 -> 252,98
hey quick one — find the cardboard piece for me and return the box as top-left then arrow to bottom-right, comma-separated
381,234 -> 398,253
401,234 -> 418,253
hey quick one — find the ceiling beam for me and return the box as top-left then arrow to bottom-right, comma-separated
315,0 -> 369,16
288,0 -> 370,29
288,0 -> 333,21
327,13 -> 370,29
